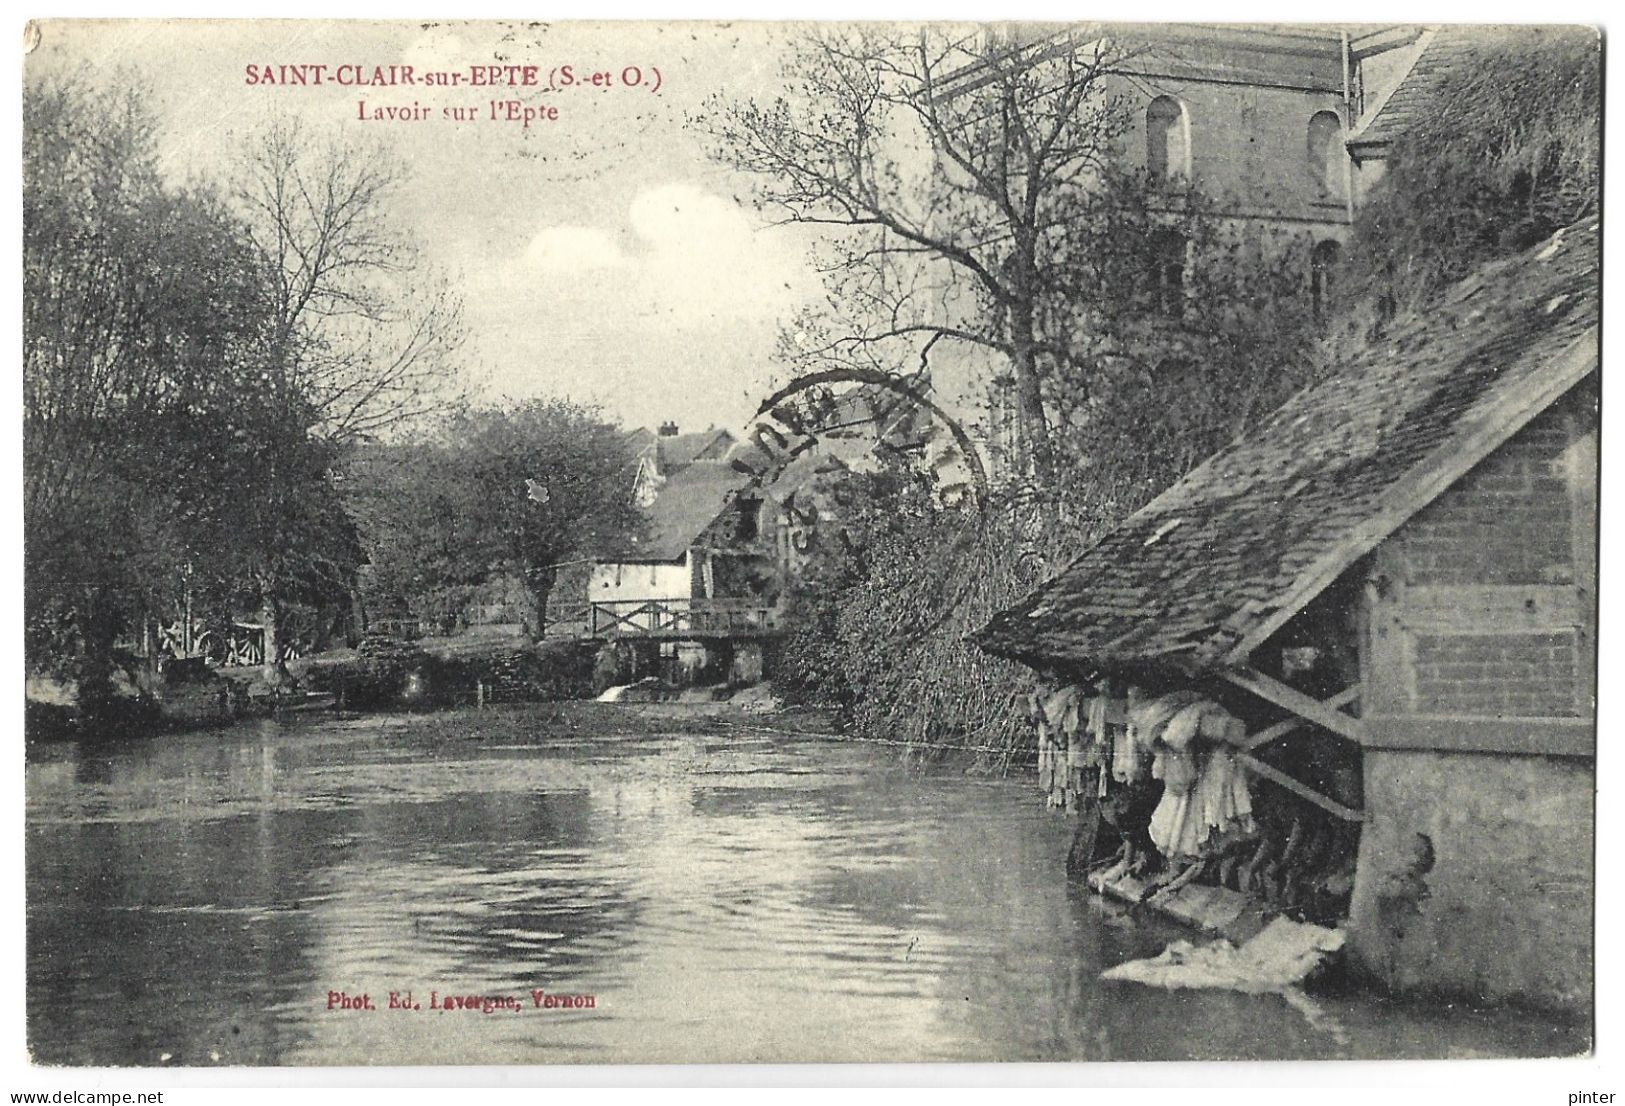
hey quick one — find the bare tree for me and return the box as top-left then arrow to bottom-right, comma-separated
696,25 -> 1137,479
237,116 -> 468,444
701,30 -> 1330,759
234,117 -> 469,678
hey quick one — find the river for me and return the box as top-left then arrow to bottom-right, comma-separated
25,704 -> 1586,1066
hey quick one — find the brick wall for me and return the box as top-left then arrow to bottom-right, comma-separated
1349,386 -> 1596,1018
1368,393 -> 1592,720
1410,632 -> 1578,717
1399,407 -> 1575,588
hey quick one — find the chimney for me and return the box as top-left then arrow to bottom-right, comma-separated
658,421 -> 679,437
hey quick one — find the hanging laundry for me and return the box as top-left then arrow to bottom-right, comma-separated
1199,702 -> 1247,745
1044,684 -> 1084,739
1149,781 -> 1202,859
1194,744 -> 1257,853
1119,688 -> 1200,784
1145,697 -> 1257,861
1086,693 -> 1110,744
1031,683 -> 1089,808
1152,700 -> 1207,793
1028,687 -> 1057,797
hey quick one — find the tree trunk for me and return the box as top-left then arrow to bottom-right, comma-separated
1008,301 -> 1053,485
349,585 -> 367,648
139,608 -> 161,697
76,586 -> 119,718
1006,301 -> 1056,566
261,593 -> 293,688
522,566 -> 557,643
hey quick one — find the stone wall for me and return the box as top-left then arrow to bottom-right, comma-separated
1347,746 -> 1593,1016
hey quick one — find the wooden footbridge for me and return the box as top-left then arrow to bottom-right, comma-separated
542,598 -> 781,642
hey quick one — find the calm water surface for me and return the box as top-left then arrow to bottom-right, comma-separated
26,706 -> 1586,1066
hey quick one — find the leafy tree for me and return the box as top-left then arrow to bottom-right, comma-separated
23,74 -> 276,706
349,401 -> 643,640
23,77 -> 388,701
160,390 -> 362,669
1344,26 -> 1600,313
1039,172 -> 1325,524
773,460 -> 1059,765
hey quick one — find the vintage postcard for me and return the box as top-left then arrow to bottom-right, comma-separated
20,18 -> 1599,1070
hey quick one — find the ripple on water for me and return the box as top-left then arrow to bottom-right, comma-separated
25,712 -> 1591,1065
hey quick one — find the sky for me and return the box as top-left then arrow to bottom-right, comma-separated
26,19 -> 828,436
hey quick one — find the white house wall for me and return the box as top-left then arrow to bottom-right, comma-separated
589,557 -> 694,604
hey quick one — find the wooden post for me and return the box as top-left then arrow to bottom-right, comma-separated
1237,751 -> 1366,822
1220,667 -> 1366,745
1242,684 -> 1362,751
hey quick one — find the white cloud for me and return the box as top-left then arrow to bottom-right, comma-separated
517,183 -> 808,326
522,227 -> 626,272
629,184 -> 752,251
481,181 -> 818,428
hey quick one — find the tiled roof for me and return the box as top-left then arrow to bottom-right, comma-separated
726,370 -> 939,478
623,426 -> 657,455
1347,28 -> 1479,152
609,460 -> 752,562
656,428 -> 735,473
975,218 -> 1599,673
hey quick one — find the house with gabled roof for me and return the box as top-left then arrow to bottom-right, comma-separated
586,422 -> 758,606
585,403 -> 948,633
625,423 -> 737,508
590,460 -> 758,606
976,218 -> 1598,1014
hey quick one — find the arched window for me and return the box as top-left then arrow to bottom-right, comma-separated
1307,111 -> 1346,200
1146,96 -> 1188,181
1149,229 -> 1187,316
1311,239 -> 1343,320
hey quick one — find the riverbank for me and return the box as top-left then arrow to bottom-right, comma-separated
23,682 -> 843,757
25,630 -> 695,744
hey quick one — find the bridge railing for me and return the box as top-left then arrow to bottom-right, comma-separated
543,597 -> 779,639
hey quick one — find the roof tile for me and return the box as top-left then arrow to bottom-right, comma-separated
975,218 -> 1599,673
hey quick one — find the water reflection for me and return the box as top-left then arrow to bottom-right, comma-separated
26,707 -> 1587,1065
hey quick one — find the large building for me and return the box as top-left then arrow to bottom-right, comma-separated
917,24 -> 1428,479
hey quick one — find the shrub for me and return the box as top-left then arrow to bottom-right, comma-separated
1344,27 -> 1599,313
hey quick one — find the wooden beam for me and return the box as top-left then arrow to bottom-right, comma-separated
1238,753 -> 1366,822
1364,715 -> 1594,758
1347,26 -> 1426,60
1347,28 -> 1433,141
1221,667 -> 1366,745
1221,330 -> 1599,667
1243,684 -> 1361,751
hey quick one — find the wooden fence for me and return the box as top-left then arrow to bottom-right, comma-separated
542,597 -> 780,640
